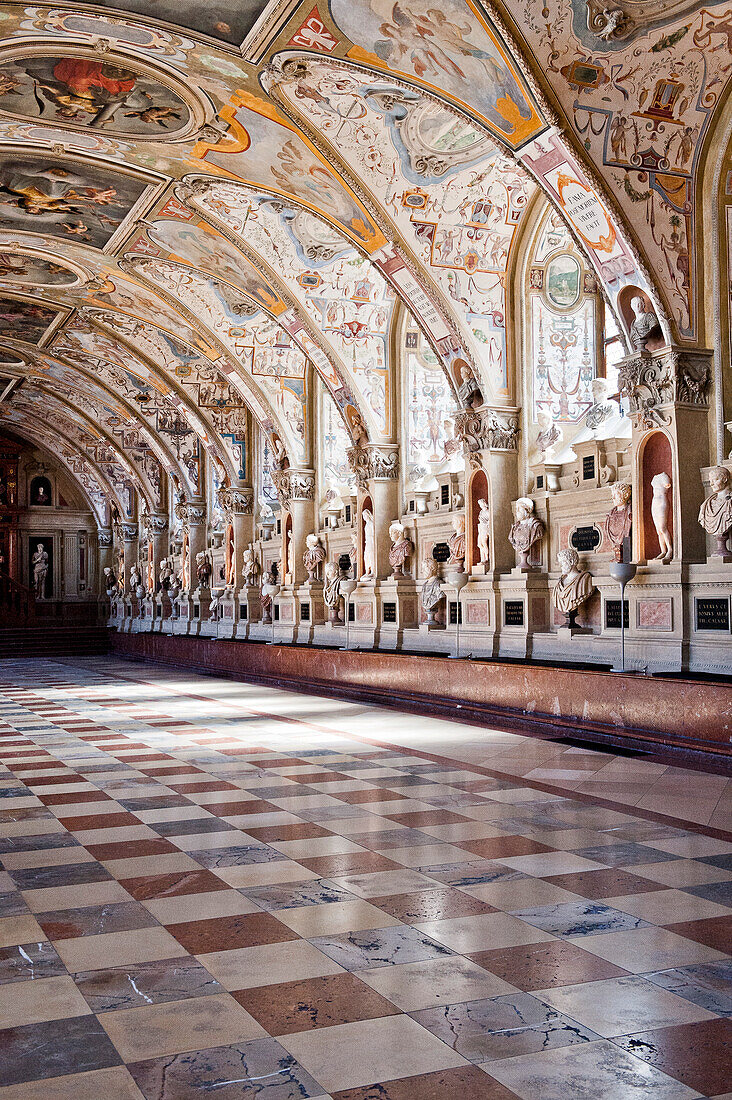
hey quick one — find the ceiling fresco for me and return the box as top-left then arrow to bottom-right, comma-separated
0,0 -> 726,509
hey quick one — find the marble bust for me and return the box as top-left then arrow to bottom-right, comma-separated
457,363 -> 483,409
630,295 -> 660,351
388,521 -> 413,578
531,410 -> 562,465
303,533 -> 326,581
509,497 -> 545,569
698,466 -> 732,559
242,546 -> 261,587
605,482 -> 632,562
421,557 -> 444,624
323,561 -> 343,622
196,551 -> 212,588
552,547 -> 594,627
448,514 -> 466,569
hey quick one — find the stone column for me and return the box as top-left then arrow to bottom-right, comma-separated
454,407 -> 521,573
273,469 -> 316,587
223,486 -> 255,591
121,522 -> 139,593
186,501 -> 207,590
149,515 -> 169,582
348,444 -> 400,580
97,528 -> 113,595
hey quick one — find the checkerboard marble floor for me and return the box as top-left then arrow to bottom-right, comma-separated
0,656 -> 730,1099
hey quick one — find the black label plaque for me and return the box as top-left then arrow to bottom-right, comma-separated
239,603 -> 247,620
504,600 -> 525,626
695,598 -> 730,632
571,525 -> 601,553
582,455 -> 596,480
441,484 -> 450,505
383,601 -> 397,623
338,552 -> 352,574
449,601 -> 462,625
605,599 -> 629,629
348,603 -> 355,622
432,542 -> 451,563
300,603 -> 310,622
536,474 -> 544,489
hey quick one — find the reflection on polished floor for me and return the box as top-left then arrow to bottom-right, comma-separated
0,657 -> 730,1100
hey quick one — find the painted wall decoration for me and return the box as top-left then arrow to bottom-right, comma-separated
405,329 -> 457,475
327,0 -> 544,146
0,55 -> 191,137
70,0 -> 269,47
0,297 -> 61,344
0,250 -> 79,287
0,156 -> 155,249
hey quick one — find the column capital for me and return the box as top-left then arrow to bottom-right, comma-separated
454,406 -> 520,468
97,528 -> 113,548
120,522 -> 138,543
347,444 -> 399,489
617,345 -> 712,431
218,486 -> 254,517
272,469 -> 315,507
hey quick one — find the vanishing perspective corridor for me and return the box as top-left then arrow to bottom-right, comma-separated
0,658 -> 729,1099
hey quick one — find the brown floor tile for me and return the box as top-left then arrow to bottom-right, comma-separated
206,800 -> 277,818
373,889 -> 496,924
38,900 -> 158,940
167,781 -> 238,794
331,1065 -> 520,1099
120,870 -> 230,900
616,1018 -> 732,1095
336,789 -> 410,804
283,771 -> 350,784
84,838 -> 180,861
58,812 -> 140,832
233,971 -> 399,1035
166,911 -> 299,953
545,868 -> 668,899
385,810 -> 468,827
469,939 -> 630,990
137,765 -> 201,777
299,853 -> 401,877
244,823 -> 333,842
38,791 -> 114,806
26,773 -> 83,787
457,835 -> 552,859
664,915 -> 732,952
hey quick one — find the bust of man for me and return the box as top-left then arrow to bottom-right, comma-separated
553,547 -> 594,626
388,521 -> 413,578
605,482 -> 632,562
457,363 -> 483,409
532,410 -> 561,465
509,497 -> 545,569
448,514 -> 466,568
303,533 -> 326,581
421,557 -> 444,620
699,465 -> 732,559
630,295 -> 660,351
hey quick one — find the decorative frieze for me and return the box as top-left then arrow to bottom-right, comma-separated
97,530 -> 113,548
120,523 -> 139,543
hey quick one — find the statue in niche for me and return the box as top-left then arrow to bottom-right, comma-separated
698,466 -> 732,559
530,409 -> 562,466
349,530 -> 358,576
448,514 -> 466,569
552,548 -> 594,628
509,497 -> 544,570
196,551 -> 213,588
630,295 -> 660,351
362,509 -> 376,580
32,543 -> 49,599
242,546 -> 261,587
650,471 -> 673,563
388,521 -> 413,578
303,533 -> 326,582
457,362 -> 483,409
477,498 -> 491,564
261,564 -> 278,623
421,557 -> 444,625
323,561 -> 343,623
286,535 -> 295,581
127,561 -> 142,598
605,483 -> 633,562
350,411 -> 368,448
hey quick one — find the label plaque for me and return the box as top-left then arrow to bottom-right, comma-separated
582,455 -> 596,480
449,601 -> 462,625
504,600 -> 525,626
695,598 -> 730,632
571,525 -> 601,552
383,601 -> 397,623
432,542 -> 451,563
338,552 -> 352,574
605,599 -> 629,629
300,603 -> 310,622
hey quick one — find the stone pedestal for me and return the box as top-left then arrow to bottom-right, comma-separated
496,570 -> 551,659
296,581 -> 325,643
173,594 -> 192,634
378,579 -> 419,650
351,579 -> 379,647
235,585 -> 262,639
189,587 -> 212,636
275,588 -> 297,642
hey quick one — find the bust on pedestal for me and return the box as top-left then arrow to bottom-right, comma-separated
605,483 -> 632,563
509,497 -> 545,571
323,561 -> 343,624
448,514 -> 466,570
388,521 -> 413,579
552,548 -> 594,631
303,533 -> 326,582
420,557 -> 444,628
698,466 -> 732,562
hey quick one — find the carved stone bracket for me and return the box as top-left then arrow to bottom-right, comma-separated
187,504 -> 206,527
454,408 -> 520,467
617,346 -> 712,431
273,469 -> 316,507
346,444 -> 399,489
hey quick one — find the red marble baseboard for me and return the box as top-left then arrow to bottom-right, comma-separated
109,633 -> 732,759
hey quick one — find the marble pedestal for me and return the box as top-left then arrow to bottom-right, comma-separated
235,586 -> 262,640
496,569 -> 551,659
378,578 -> 419,650
296,581 -> 325,643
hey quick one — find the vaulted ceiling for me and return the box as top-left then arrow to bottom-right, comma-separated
0,0 -> 728,520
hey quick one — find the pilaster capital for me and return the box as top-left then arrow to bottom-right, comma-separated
617,345 -> 712,430
97,529 -> 113,548
272,469 -> 315,507
149,514 -> 169,535
346,444 -> 399,489
218,486 -> 254,517
120,523 -> 138,543
454,407 -> 520,466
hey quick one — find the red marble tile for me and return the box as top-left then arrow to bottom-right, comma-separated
457,835 -> 552,858
115,753 -> 171,762
664,915 -> 732,952
9,760 -> 65,771
166,912 -> 299,953
335,788 -> 410,804
233,972 -> 399,1035
385,810 -> 468,827
58,812 -> 140,831
39,791 -> 114,806
137,765 -> 201,777
617,1018 -> 732,1095
244,823 -> 333,842
26,773 -> 83,787
281,771 -> 350,784
120,870 -> 230,900
469,940 -> 630,991
298,852 -> 401,876
215,747 -> 270,756
372,889 -> 496,924
85,838 -> 180,860
331,1066 -> 520,1099
205,800 -> 278,818
545,868 -> 668,899
167,781 -> 239,794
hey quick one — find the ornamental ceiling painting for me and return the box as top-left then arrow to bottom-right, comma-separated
0,0 -> 728,509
